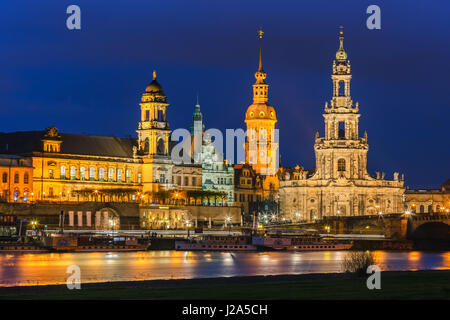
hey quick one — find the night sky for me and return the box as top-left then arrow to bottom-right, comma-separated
1,0 -> 449,189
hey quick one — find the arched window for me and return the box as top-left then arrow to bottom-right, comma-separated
60,166 -> 66,179
99,168 -> 105,181
427,205 -> 432,213
108,168 -> 114,181
337,159 -> 346,172
157,138 -> 165,155
126,169 -> 131,182
24,173 -> 29,184
2,173 -> 7,183
14,172 -> 19,184
89,167 -> 96,180
70,166 -> 76,180
117,169 -> 122,182
419,205 -> 425,213
13,189 -> 19,202
80,167 -> 86,180
144,138 -> 149,154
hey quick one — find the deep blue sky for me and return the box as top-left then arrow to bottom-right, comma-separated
0,1 -> 449,189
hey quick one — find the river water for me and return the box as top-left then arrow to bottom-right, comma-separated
0,250 -> 449,287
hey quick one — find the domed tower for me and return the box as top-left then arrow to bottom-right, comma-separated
244,30 -> 278,176
137,71 -> 173,192
138,70 -> 170,156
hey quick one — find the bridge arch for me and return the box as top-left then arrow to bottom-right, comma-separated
410,222 -> 450,240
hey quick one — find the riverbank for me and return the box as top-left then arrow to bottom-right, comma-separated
0,270 -> 449,299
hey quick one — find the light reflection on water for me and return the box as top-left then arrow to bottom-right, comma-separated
0,250 -> 449,287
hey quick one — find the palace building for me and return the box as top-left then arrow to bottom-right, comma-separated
279,30 -> 405,221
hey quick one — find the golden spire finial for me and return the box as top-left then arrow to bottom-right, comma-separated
258,28 -> 264,72
153,70 -> 157,80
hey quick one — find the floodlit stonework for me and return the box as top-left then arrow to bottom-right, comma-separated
279,31 -> 405,221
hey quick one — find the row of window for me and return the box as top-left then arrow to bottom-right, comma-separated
4,189 -> 31,202
236,193 -> 261,203
51,166 -> 139,183
240,178 -> 252,185
173,176 -> 199,187
1,172 -> 30,184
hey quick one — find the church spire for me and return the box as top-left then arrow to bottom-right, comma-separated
254,29 -> 267,85
258,29 -> 264,72
335,26 -> 348,63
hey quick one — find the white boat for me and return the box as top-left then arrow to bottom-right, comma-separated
175,235 -> 256,251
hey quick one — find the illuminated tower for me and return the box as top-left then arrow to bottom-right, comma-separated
137,71 -> 173,192
313,29 -> 369,181
244,30 -> 278,176
190,96 -> 204,164
138,71 -> 170,156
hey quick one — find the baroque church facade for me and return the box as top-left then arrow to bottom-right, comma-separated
279,31 -> 405,221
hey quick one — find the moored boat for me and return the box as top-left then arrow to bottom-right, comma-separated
252,232 -> 353,251
175,235 -> 256,251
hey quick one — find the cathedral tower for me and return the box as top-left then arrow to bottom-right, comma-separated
313,29 -> 369,181
244,30 -> 278,176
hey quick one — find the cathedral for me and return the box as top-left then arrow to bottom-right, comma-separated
279,30 -> 405,221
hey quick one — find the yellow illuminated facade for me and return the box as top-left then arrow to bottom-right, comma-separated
244,30 -> 278,177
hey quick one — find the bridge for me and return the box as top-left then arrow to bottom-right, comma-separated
273,213 -> 450,240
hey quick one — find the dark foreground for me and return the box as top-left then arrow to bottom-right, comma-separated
0,270 -> 449,300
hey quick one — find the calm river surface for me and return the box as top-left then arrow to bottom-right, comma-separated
0,250 -> 449,286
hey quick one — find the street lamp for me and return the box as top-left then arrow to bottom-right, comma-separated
225,216 -> 232,235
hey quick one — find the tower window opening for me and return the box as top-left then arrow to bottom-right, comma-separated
144,138 -> 149,154
157,110 -> 164,122
338,121 -> 345,139
338,81 -> 345,96
338,159 -> 346,172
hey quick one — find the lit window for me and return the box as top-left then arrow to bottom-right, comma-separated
80,167 -> 85,180
99,168 -> 105,181
49,169 -> 54,179
126,169 -> 131,181
60,166 -> 66,179
108,168 -> 114,181
138,173 -> 142,183
337,159 -> 346,172
89,167 -> 96,180
70,166 -> 76,180
117,169 -> 122,182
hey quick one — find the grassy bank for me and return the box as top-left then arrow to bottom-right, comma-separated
0,270 -> 449,300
